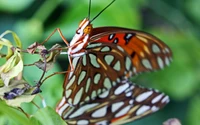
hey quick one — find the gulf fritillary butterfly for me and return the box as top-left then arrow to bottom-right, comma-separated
54,0 -> 172,124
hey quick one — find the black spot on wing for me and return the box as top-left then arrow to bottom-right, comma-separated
113,38 -> 119,44
131,51 -> 136,58
124,33 -> 136,44
108,34 -> 115,40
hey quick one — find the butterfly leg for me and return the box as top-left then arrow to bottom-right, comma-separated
41,28 -> 70,47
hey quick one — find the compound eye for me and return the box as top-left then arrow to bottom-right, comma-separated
84,24 -> 92,34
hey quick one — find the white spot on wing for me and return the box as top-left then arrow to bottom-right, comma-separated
125,33 -> 133,39
152,94 -> 164,104
99,90 -> 109,99
94,73 -> 101,84
129,99 -> 134,105
157,57 -> 164,69
112,102 -> 124,112
103,78 -> 112,89
78,71 -> 86,85
152,44 -> 161,53
89,54 -> 100,68
101,46 -> 110,52
65,89 -> 72,98
85,78 -> 91,93
113,60 -> 121,71
91,90 -> 97,99
114,83 -> 129,95
136,91 -> 153,102
105,55 -> 114,65
125,57 -> 132,71
109,34 -> 115,40
142,59 -> 152,69
117,45 -> 124,52
161,96 -> 170,103
151,106 -> 159,112
82,55 -> 87,66
77,120 -> 89,125
136,105 -> 150,115
72,57 -> 80,70
115,105 -> 131,118
92,106 -> 107,118
73,87 -> 84,105
165,57 -> 170,66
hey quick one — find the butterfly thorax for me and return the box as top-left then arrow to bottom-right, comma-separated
68,18 -> 93,57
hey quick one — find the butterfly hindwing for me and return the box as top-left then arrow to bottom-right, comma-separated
58,79 -> 169,125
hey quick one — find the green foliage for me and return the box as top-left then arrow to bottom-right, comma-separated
0,0 -> 199,125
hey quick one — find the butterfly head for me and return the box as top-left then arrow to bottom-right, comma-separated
76,18 -> 93,36
69,18 -> 92,47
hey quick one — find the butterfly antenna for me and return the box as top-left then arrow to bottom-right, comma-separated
88,0 -> 91,19
90,0 -> 116,22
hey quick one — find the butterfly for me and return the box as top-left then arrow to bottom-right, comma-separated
53,0 -> 172,124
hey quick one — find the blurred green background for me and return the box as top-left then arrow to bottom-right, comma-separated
0,0 -> 200,125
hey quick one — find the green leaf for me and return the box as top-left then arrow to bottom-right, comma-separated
31,106 -> 67,125
0,101 -> 31,125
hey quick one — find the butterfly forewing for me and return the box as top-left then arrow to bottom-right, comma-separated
58,79 -> 169,125
91,27 -> 172,74
64,42 -> 134,105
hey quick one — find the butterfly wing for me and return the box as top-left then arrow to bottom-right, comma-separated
91,27 -> 172,74
57,79 -> 169,125
63,26 -> 172,106
63,42 -> 134,105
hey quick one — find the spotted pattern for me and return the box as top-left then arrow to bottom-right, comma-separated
112,102 -> 124,112
78,71 -> 86,85
136,105 -> 150,115
125,57 -> 132,71
113,60 -> 121,71
60,79 -> 169,125
124,33 -> 134,44
92,106 -> 107,118
77,120 -> 89,125
157,57 -> 164,69
113,38 -> 119,43
73,87 -> 84,105
101,46 -> 111,52
152,44 -> 161,53
136,91 -> 153,102
89,54 -> 100,68
94,73 -> 101,84
115,105 -> 132,117
142,59 -> 152,69
103,78 -> 112,89
82,55 -> 87,66
104,55 -> 114,65
152,94 -> 164,104
108,34 -> 115,40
